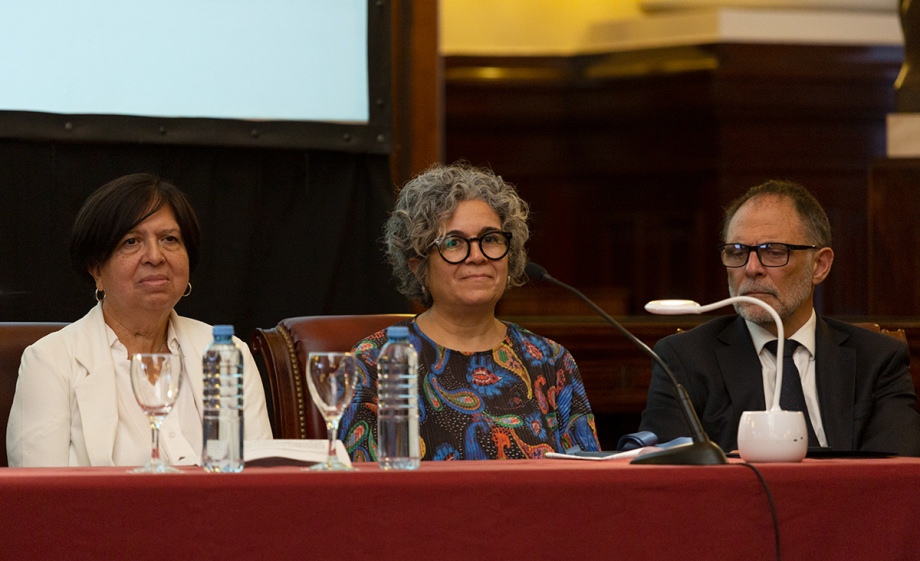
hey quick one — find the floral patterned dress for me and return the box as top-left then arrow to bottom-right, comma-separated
340,319 -> 600,461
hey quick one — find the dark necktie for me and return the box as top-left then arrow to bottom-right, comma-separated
764,339 -> 819,446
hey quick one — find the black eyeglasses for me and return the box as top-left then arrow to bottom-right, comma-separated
719,242 -> 818,268
429,231 -> 512,264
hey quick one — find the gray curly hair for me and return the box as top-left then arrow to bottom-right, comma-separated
385,163 -> 530,307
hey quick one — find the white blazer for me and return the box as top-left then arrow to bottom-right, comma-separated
6,304 -> 273,467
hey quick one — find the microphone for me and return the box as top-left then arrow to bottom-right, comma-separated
524,262 -> 727,465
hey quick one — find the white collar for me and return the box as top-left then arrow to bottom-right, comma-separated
103,315 -> 179,356
745,308 -> 817,358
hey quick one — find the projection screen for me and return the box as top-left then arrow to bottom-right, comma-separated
0,0 -> 391,153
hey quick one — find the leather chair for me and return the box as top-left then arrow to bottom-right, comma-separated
251,314 -> 412,440
859,323 -> 909,345
0,322 -> 68,467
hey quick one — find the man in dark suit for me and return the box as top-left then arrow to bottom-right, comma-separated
639,180 -> 920,455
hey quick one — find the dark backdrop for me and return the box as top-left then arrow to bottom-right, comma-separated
0,139 -> 410,339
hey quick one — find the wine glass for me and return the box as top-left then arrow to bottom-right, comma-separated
305,352 -> 358,471
130,353 -> 183,473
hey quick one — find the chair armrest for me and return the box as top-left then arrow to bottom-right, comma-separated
252,326 -> 313,439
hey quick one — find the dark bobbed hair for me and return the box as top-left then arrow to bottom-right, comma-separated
722,179 -> 832,248
385,162 -> 530,307
70,173 -> 201,282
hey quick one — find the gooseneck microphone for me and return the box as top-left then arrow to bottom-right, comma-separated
524,262 -> 727,465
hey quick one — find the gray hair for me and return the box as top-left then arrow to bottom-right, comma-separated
385,163 -> 530,307
722,179 -> 832,248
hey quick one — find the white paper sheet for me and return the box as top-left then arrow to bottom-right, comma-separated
244,439 -> 352,467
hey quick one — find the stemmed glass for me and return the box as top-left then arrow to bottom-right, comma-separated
130,353 -> 183,473
305,352 -> 358,471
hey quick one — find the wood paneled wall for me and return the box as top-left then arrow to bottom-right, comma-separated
869,158 -> 920,315
390,0 -> 442,187
445,44 -> 904,316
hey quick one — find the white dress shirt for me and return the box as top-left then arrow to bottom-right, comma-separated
746,309 -> 828,447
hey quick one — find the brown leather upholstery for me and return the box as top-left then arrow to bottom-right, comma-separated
0,322 -> 68,467
251,314 -> 412,440
883,329 -> 909,344
851,322 -> 908,343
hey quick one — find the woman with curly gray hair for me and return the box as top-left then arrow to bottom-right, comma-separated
341,163 -> 600,461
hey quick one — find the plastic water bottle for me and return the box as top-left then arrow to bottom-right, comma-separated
202,324 -> 244,472
377,325 -> 420,470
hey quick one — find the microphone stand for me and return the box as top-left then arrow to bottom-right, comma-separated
525,263 -> 727,465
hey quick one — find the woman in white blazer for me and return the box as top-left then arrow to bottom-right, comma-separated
7,174 -> 272,467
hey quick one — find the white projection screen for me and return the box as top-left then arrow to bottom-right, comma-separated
0,0 -> 392,153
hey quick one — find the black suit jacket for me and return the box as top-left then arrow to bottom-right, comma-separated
638,315 -> 920,456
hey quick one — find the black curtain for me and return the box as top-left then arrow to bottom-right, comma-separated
0,139 -> 409,340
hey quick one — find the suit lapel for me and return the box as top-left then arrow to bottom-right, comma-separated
814,318 -> 855,450
73,305 -> 118,466
717,317 -> 767,413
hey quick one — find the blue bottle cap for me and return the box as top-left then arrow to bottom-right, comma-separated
213,325 -> 234,337
386,325 -> 409,339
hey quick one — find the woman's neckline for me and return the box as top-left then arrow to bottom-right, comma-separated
410,316 -> 510,354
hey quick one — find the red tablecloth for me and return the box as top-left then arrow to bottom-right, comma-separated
1,457 -> 919,561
